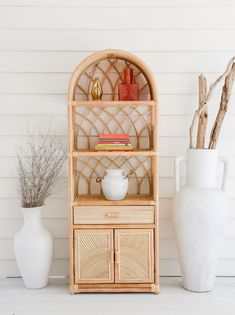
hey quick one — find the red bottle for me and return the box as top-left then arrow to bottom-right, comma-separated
118,68 -> 139,101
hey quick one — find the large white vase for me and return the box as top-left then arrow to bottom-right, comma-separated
172,149 -> 228,292
14,206 -> 53,289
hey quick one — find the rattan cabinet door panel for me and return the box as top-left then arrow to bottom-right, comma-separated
115,229 -> 154,283
74,229 -> 114,283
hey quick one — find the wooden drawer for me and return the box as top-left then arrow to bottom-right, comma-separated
74,206 -> 154,224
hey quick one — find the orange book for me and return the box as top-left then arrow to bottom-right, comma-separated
99,134 -> 129,139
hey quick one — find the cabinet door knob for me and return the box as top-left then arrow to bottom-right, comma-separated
110,250 -> 114,264
115,251 -> 120,263
105,212 -> 120,218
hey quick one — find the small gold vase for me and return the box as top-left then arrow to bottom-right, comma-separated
91,78 -> 103,101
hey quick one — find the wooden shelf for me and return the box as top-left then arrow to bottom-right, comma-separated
71,149 -> 157,157
73,194 -> 156,206
70,100 -> 157,107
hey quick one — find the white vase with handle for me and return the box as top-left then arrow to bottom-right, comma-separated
96,169 -> 133,201
172,149 -> 228,292
14,206 -> 53,289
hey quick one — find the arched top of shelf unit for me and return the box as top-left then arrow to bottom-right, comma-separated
68,49 -> 157,102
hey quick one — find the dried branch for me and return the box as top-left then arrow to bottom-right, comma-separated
208,63 -> 235,149
196,74 -> 207,148
17,133 -> 67,208
189,56 -> 235,148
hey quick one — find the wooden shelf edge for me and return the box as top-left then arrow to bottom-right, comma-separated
73,195 -> 156,206
71,150 -> 157,157
72,224 -> 156,229
69,100 -> 157,107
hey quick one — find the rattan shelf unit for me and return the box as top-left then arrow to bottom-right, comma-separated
68,49 -> 159,294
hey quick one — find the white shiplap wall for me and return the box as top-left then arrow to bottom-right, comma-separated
1,0 -> 235,277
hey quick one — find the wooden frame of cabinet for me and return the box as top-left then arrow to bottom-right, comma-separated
68,49 -> 159,294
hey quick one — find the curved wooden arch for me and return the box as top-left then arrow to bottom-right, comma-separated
68,49 -> 157,102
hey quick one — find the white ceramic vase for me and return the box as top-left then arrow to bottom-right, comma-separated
97,169 -> 129,201
14,206 -> 53,289
172,149 -> 228,292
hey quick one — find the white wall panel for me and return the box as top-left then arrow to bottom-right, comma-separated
2,29 -> 235,51
0,6 -> 235,30
1,51 -> 235,73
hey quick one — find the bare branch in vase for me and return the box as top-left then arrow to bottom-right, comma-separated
208,63 -> 235,149
196,74 -> 207,149
189,56 -> 235,149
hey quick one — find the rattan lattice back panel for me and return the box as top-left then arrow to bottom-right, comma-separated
75,156 -> 152,196
115,229 -> 154,283
74,58 -> 151,101
75,105 -> 152,150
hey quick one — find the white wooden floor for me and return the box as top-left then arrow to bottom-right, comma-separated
1,277 -> 235,315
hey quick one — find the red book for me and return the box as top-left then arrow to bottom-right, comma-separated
99,134 -> 129,140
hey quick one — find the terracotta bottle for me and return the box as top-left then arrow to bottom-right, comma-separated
118,68 -> 139,101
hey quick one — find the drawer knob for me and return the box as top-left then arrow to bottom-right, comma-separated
105,212 -> 120,218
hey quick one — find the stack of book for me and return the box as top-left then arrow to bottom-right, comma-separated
95,134 -> 133,151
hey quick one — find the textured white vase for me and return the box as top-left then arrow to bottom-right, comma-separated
100,169 -> 129,201
172,149 -> 228,292
14,206 -> 53,289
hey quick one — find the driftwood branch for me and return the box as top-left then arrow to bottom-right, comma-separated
189,56 -> 235,149
208,63 -> 235,149
196,74 -> 207,148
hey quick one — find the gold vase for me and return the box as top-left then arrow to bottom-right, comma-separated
91,78 -> 103,100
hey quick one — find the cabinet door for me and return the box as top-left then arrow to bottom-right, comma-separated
74,229 -> 114,283
115,229 -> 154,283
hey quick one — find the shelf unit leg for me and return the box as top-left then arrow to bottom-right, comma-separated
151,283 -> 160,294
